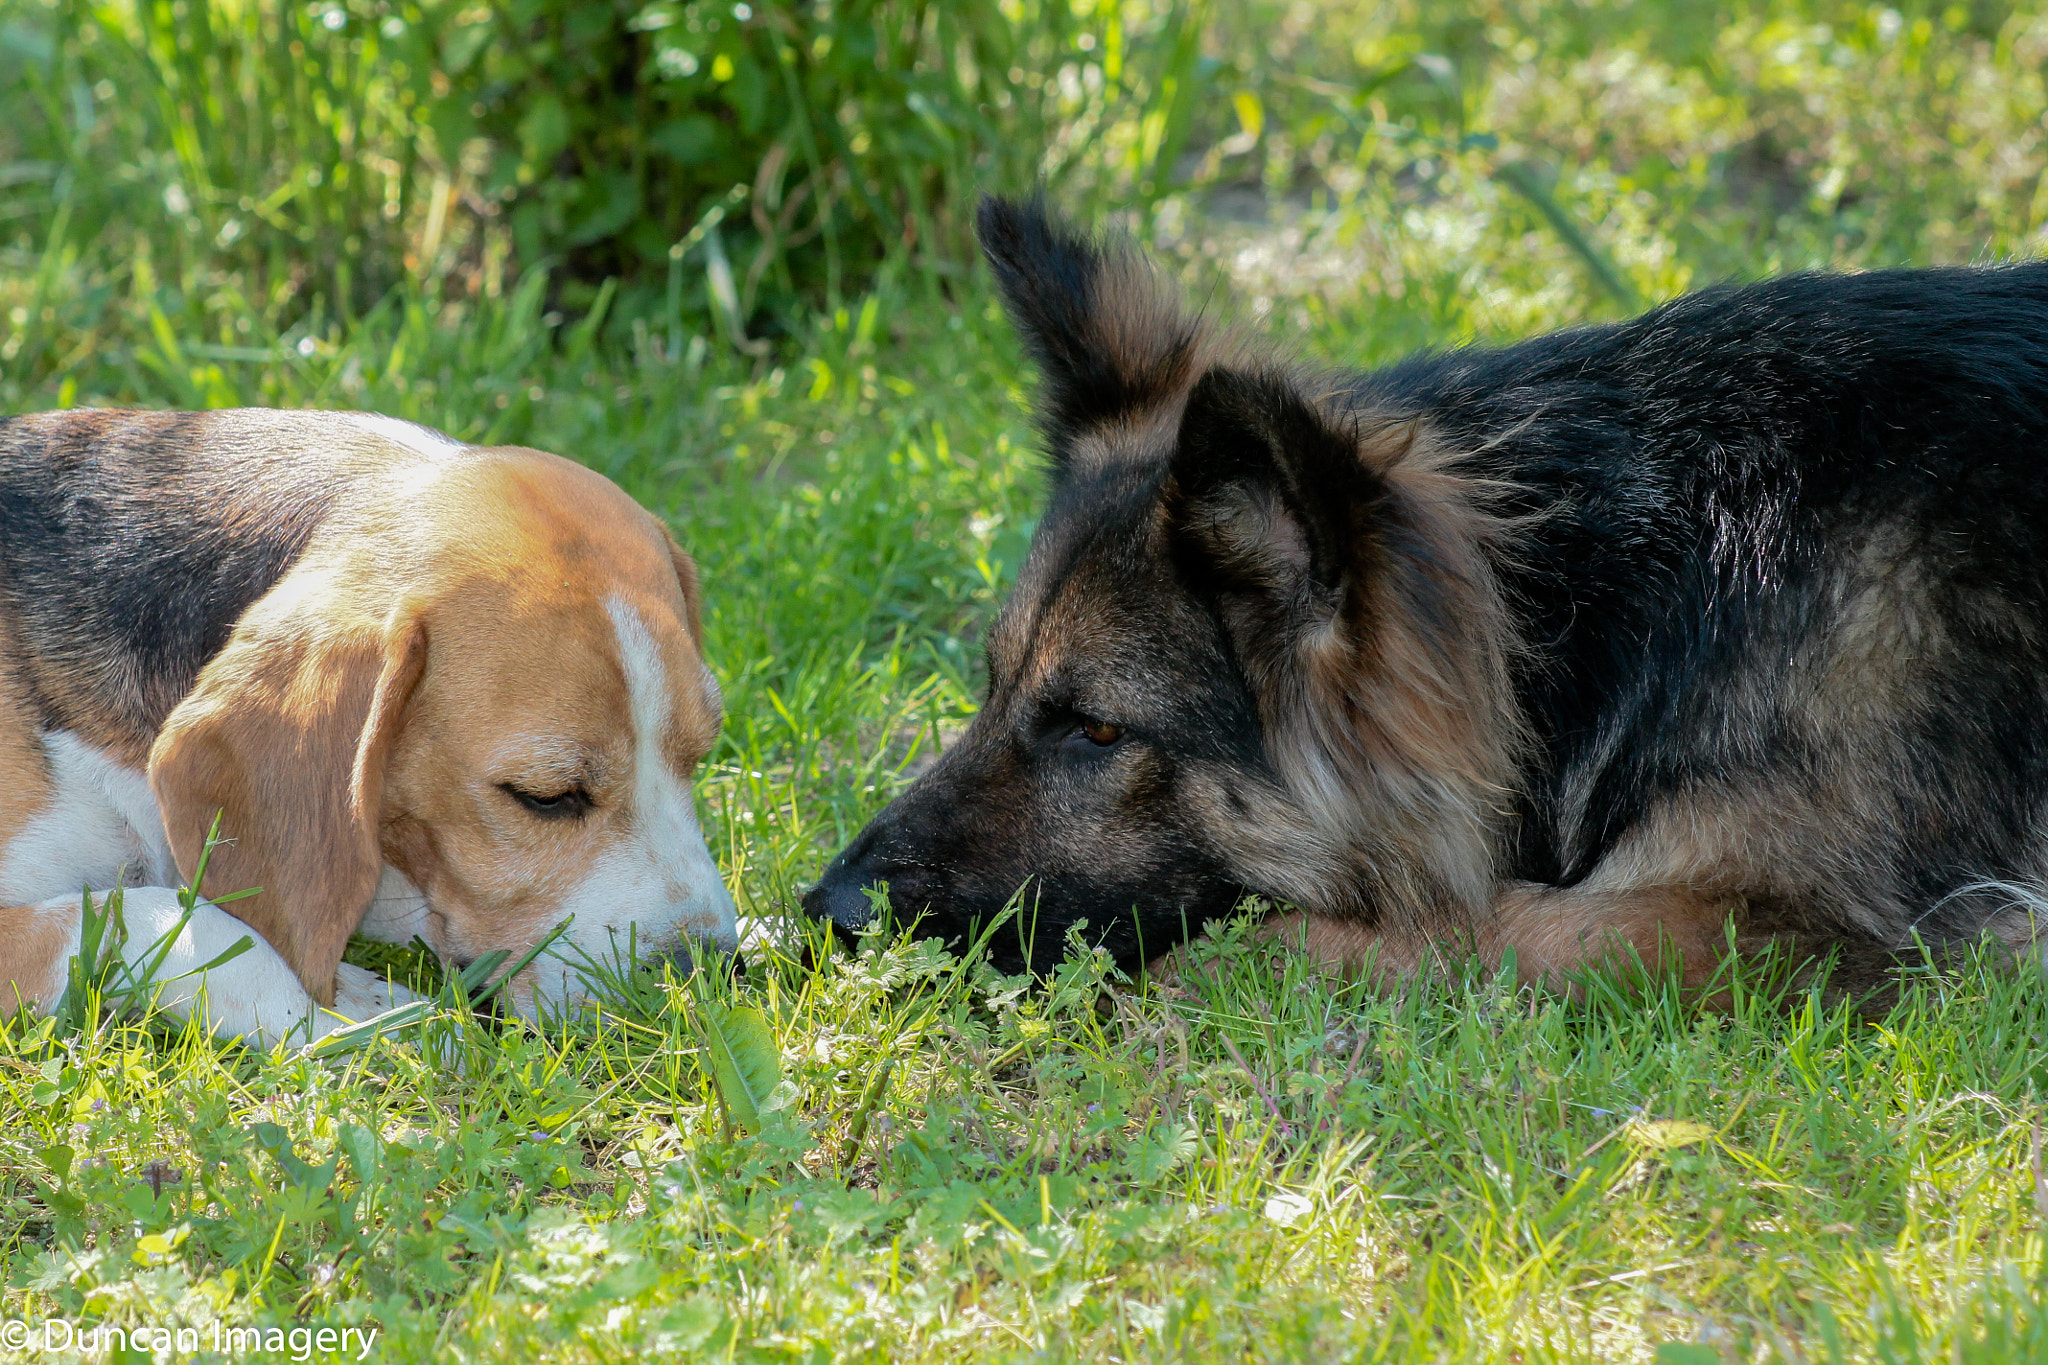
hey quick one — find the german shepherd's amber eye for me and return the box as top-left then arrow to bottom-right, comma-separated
501,783 -> 594,819
1081,720 -> 1125,746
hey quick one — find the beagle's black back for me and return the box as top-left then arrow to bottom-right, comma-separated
0,409 -> 350,745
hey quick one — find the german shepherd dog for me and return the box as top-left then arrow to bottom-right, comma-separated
804,193 -> 2048,997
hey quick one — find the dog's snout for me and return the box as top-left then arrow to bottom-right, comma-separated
646,940 -> 746,981
801,861 -> 886,941
803,822 -> 908,942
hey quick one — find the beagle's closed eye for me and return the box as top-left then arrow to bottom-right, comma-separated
501,783 -> 594,819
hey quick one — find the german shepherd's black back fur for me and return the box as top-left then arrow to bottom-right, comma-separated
806,194 -> 2048,993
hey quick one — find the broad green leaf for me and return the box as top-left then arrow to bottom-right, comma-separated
696,1003 -> 781,1135
518,95 -> 571,166
251,1122 -> 339,1192
336,1123 -> 382,1183
1653,1345 -> 1723,1365
37,1144 -> 72,1181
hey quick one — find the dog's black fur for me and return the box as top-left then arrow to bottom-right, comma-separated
806,194 -> 2048,987
0,411 -> 351,744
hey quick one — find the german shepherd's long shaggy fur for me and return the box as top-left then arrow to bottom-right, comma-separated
804,193 -> 2048,995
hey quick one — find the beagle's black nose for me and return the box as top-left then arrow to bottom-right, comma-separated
645,941 -> 745,981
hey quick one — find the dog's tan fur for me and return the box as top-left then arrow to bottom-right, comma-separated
0,409 -> 734,1034
1219,414 -> 1527,933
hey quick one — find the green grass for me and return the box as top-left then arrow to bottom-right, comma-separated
6,913 -> 2048,1361
8,1 -> 2048,1360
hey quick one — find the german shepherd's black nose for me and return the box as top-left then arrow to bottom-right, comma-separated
800,868 -> 876,941
802,829 -> 896,943
802,795 -> 979,955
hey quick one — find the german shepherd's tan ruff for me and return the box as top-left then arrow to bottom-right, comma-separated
805,194 -> 2048,996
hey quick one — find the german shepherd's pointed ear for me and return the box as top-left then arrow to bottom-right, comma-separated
148,604 -> 428,1006
1164,362 -> 1524,816
976,192 -> 1206,447
1162,365 -> 1396,614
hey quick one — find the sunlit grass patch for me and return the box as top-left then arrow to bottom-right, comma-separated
5,276 -> 2048,1361
6,908 -> 2046,1361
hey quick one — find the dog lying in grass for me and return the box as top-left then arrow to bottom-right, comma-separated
806,193 -> 2048,999
0,408 -> 735,1046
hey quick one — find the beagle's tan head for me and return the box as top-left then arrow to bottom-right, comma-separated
148,439 -> 736,1018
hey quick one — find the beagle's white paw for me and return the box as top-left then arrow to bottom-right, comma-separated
328,961 -> 424,1024
101,887 -> 326,1048
326,960 -> 474,1073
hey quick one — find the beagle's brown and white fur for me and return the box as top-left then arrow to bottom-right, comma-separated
0,408 -> 737,1046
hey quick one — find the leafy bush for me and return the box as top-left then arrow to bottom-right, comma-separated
6,0 -> 2048,397
0,0 -> 1204,343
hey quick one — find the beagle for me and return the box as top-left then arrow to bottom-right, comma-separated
0,408 -> 737,1046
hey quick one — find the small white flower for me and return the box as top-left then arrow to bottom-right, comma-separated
1263,1191 -> 1313,1227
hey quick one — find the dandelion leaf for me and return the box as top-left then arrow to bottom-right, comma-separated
699,1003 -> 782,1135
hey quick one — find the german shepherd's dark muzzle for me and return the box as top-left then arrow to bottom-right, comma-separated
808,193 -> 2048,991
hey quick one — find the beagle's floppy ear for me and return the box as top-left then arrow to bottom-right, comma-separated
148,604 -> 427,1006
663,527 -> 704,646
